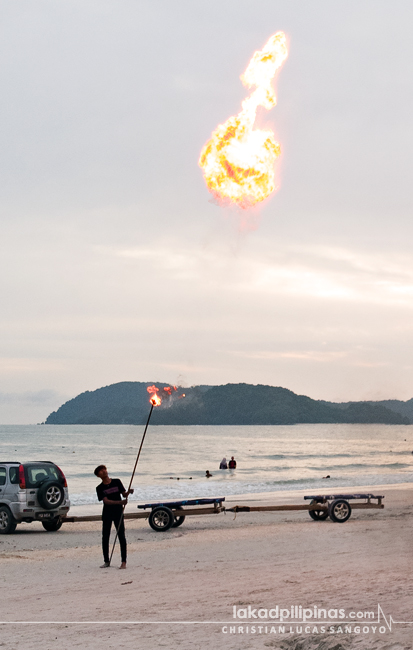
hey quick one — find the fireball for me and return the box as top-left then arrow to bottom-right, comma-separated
199,32 -> 288,208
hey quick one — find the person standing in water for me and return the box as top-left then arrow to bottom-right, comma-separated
228,456 -> 237,469
219,458 -> 228,469
94,465 -> 134,569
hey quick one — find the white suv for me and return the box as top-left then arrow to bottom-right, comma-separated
0,461 -> 70,533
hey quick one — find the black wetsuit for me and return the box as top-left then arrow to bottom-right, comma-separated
96,478 -> 127,563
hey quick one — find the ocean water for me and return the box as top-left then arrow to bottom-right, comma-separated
1,423 -> 412,510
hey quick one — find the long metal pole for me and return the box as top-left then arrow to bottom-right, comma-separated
108,403 -> 154,565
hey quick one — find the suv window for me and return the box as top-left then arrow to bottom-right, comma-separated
9,467 -> 19,484
0,467 -> 6,486
25,465 -> 60,487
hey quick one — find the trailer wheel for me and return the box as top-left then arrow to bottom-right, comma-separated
308,500 -> 329,521
42,517 -> 63,532
172,515 -> 186,528
329,499 -> 351,523
148,506 -> 174,532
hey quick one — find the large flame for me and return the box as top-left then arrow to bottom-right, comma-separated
199,32 -> 288,208
147,385 -> 162,406
147,384 -> 179,406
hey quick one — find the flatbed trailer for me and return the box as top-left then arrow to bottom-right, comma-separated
62,493 -> 384,531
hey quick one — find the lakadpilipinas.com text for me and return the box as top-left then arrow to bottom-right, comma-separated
222,604 -> 390,635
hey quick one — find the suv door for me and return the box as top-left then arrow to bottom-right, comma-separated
3,467 -> 19,505
0,467 -> 6,499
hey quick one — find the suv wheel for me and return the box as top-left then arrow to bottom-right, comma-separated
37,481 -> 64,510
0,506 -> 17,534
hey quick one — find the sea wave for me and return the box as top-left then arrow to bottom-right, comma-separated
310,462 -> 412,471
68,471 -> 413,506
257,451 -> 412,460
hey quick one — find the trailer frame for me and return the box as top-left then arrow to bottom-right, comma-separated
61,493 -> 384,530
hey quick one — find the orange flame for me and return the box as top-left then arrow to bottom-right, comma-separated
199,32 -> 288,208
147,385 -> 162,407
147,384 -> 177,406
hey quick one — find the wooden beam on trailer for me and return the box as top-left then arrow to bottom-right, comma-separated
171,507 -> 222,517
226,504 -> 327,513
62,512 -> 149,523
351,503 -> 384,509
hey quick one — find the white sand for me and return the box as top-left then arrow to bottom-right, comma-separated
0,484 -> 412,649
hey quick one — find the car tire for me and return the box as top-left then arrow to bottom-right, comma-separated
328,499 -> 352,523
308,499 -> 329,521
42,518 -> 63,532
0,506 -> 17,534
37,481 -> 64,510
172,515 -> 186,528
148,506 -> 174,532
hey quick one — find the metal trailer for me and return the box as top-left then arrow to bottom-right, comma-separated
138,497 -> 226,531
135,492 -> 384,531
61,493 -> 384,531
61,497 -> 225,527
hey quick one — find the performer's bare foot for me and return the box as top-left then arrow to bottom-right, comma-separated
119,562 -> 127,569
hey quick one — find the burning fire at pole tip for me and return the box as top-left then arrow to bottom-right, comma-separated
147,385 -> 182,407
147,385 -> 162,406
199,31 -> 288,209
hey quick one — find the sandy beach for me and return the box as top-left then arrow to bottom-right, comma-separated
0,484 -> 412,650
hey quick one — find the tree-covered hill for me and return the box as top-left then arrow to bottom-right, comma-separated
45,382 -> 410,425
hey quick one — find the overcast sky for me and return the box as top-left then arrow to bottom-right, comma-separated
1,1 -> 413,423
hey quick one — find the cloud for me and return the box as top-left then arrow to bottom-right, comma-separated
97,240 -> 413,308
229,349 -> 349,363
0,389 -> 65,406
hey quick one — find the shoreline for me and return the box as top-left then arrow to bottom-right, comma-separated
68,480 -> 413,516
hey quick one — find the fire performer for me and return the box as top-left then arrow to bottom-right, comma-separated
94,465 -> 134,569
94,385 -> 176,568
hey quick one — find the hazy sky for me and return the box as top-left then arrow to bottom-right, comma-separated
1,1 -> 413,423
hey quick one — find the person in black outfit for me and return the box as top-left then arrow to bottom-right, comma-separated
94,465 -> 134,569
